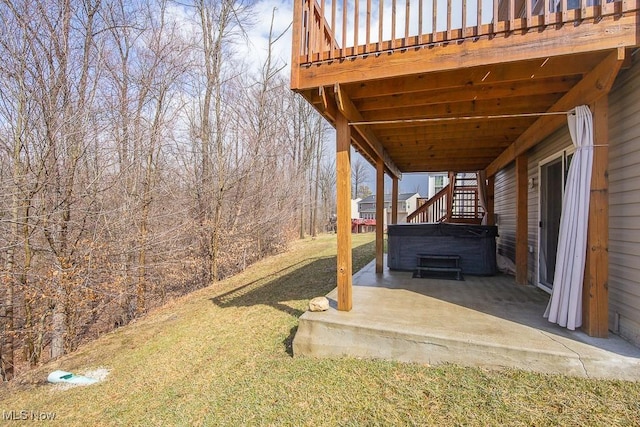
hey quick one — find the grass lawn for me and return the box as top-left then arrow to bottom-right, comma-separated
1,233 -> 639,426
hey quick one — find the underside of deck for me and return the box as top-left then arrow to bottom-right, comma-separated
293,258 -> 640,379
292,1 -> 640,174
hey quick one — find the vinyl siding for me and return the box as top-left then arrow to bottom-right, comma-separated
609,58 -> 640,346
494,163 -> 516,263
493,127 -> 571,285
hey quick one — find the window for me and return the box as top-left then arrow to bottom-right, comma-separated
434,175 -> 445,193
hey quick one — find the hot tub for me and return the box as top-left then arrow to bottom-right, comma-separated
387,223 -> 498,275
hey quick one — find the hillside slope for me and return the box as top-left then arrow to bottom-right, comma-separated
1,233 -> 639,426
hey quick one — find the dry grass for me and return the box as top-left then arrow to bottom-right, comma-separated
1,233 -> 639,426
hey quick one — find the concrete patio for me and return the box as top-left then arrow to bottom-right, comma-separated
293,258 -> 640,380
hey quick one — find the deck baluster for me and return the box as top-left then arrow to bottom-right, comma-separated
366,0 -> 371,52
392,0 -> 397,48
447,0 -> 452,40
477,0 -> 482,34
405,0 -> 410,46
432,0 -> 438,42
342,0 -> 347,57
354,0 -> 359,51
379,0 -> 384,51
419,0 -> 424,42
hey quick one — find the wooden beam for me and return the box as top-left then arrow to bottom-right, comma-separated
355,76 -> 580,112
486,175 -> 495,226
345,53 -> 604,100
447,172 -> 455,221
515,154 -> 528,285
361,94 -> 560,123
486,49 -> 625,176
290,0 -> 302,90
335,84 -> 402,179
391,177 -> 399,224
336,111 -> 353,311
383,135 -> 518,147
582,98 -> 609,337
376,157 -> 385,274
375,117 -> 535,136
401,160 -> 497,172
390,148 -> 507,159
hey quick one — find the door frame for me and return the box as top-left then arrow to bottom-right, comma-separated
537,146 -> 575,293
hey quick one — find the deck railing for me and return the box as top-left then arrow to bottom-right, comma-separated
295,0 -> 628,64
407,185 -> 450,223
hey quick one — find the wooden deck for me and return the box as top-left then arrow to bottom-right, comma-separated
291,0 -> 639,174
289,0 -> 640,337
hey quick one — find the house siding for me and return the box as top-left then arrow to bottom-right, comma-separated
526,128 -> 573,286
494,128 -> 571,285
494,164 -> 516,263
493,57 -> 640,345
609,59 -> 640,346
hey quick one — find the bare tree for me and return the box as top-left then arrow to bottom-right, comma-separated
0,0 -> 340,380
192,0 -> 249,282
133,0 -> 190,314
352,156 -> 371,199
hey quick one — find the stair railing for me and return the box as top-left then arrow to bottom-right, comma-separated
407,184 -> 450,223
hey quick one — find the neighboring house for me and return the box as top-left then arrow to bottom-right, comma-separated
425,173 -> 449,199
358,193 -> 420,225
350,198 -> 361,220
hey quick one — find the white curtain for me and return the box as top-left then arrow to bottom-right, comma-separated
544,105 -> 594,330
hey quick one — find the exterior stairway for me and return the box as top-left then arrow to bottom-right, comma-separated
407,172 -> 485,224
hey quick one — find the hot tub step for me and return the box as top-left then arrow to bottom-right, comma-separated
414,254 -> 463,280
414,266 -> 463,280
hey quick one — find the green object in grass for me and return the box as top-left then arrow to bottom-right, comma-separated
47,370 -> 98,385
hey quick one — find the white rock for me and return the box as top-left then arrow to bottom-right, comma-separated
309,296 -> 330,312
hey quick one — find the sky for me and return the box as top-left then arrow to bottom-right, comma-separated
241,0 -> 452,197
239,0 -> 294,75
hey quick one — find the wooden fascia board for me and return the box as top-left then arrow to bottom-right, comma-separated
296,14 -> 638,90
334,84 -> 402,179
485,48 -> 625,177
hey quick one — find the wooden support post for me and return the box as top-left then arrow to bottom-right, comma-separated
391,177 -> 399,225
376,157 -> 385,274
447,171 -> 455,221
515,154 -> 528,285
290,0 -> 302,89
336,112 -> 353,311
486,175 -> 495,226
583,98 -> 609,337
